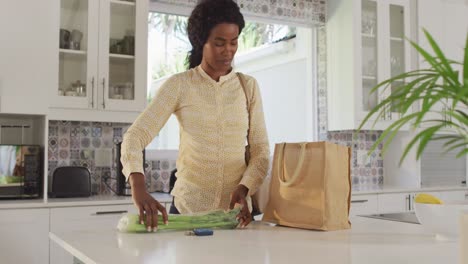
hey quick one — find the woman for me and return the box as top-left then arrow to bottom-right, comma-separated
121,0 -> 270,232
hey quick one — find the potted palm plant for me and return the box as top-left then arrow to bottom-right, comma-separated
358,29 -> 467,164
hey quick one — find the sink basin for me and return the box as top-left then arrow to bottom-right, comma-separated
358,212 -> 420,224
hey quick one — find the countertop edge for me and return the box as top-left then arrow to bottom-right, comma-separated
352,185 -> 468,195
49,232 -> 96,264
47,217 -> 458,264
0,193 -> 173,210
2,185 -> 467,209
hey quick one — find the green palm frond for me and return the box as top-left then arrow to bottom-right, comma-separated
358,29 -> 468,164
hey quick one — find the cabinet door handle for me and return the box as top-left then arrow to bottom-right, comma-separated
382,103 -> 386,121
387,105 -> 392,120
102,78 -> 106,109
446,105 -> 452,127
93,210 -> 127,215
410,194 -> 414,211
91,77 -> 95,108
380,95 -> 386,121
442,105 -> 446,126
351,199 -> 369,203
406,194 -> 412,211
405,195 -> 409,211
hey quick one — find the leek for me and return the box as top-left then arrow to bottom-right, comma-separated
117,208 -> 241,233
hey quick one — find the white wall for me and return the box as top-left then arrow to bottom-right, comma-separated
240,59 -> 311,151
236,27 -> 315,151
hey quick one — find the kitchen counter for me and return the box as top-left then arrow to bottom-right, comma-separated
49,215 -> 459,264
2,184 -> 465,209
352,185 -> 468,195
3,185 -> 465,210
0,193 -> 173,209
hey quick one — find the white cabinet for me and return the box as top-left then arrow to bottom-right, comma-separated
0,0 -> 58,115
327,0 -> 414,130
0,208 -> 49,264
50,204 -> 137,264
350,194 -> 379,216
433,190 -> 466,202
378,192 -> 412,213
420,137 -> 468,187
50,0 -> 148,122
417,0 -> 468,129
382,1 -> 467,191
378,190 -> 467,213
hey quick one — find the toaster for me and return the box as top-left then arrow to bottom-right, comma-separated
51,166 -> 91,198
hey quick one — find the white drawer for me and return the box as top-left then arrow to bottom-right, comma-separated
432,190 -> 466,202
349,195 -> 378,216
0,209 -> 49,264
378,193 -> 411,213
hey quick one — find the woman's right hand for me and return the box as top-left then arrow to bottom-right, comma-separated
129,173 -> 168,232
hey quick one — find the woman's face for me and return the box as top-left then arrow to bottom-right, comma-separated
202,23 -> 239,73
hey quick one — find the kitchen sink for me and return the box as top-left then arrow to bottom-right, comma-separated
358,212 -> 420,224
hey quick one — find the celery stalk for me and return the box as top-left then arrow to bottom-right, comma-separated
117,208 -> 241,233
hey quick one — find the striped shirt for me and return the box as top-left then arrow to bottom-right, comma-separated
121,66 -> 270,214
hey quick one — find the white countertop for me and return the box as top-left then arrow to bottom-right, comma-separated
49,215 -> 459,264
0,193 -> 173,209
352,185 -> 468,195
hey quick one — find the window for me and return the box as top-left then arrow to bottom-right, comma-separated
147,12 -> 316,150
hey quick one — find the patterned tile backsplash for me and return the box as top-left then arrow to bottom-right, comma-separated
317,26 -> 328,139
147,158 -> 177,193
48,121 -> 176,196
48,121 -> 383,195
327,131 -> 383,191
152,0 -> 326,26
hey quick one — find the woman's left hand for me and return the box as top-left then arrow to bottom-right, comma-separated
229,184 -> 252,228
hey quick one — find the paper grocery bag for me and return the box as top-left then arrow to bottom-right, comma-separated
262,142 -> 351,231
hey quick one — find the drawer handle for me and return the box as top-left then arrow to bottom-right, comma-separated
351,199 -> 369,203
91,76 -> 95,108
102,78 -> 106,109
93,210 -> 128,215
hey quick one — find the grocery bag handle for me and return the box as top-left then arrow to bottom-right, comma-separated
278,142 -> 307,187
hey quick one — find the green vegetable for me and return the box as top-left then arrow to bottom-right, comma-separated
117,208 -> 241,233
0,176 -> 22,184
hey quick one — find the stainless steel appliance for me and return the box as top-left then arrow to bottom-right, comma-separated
0,145 -> 42,199
359,212 -> 420,224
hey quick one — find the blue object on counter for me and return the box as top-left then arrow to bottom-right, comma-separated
185,228 -> 214,236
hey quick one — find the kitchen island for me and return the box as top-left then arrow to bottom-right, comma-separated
49,215 -> 458,264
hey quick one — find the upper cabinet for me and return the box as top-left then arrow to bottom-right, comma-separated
0,0 -> 59,115
50,0 -> 148,121
327,0 -> 414,131
418,0 -> 468,77
417,0 -> 468,130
